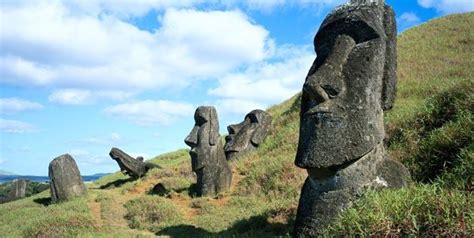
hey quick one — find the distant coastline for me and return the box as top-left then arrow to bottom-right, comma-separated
0,174 -> 109,184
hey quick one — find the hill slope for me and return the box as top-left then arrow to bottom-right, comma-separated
0,12 -> 473,237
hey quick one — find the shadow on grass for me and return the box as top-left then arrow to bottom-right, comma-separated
99,177 -> 137,189
157,211 -> 294,237
33,197 -> 51,206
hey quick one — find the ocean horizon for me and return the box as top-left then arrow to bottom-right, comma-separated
0,174 -> 109,184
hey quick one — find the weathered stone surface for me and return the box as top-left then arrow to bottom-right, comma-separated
184,106 -> 232,197
9,179 -> 27,200
109,147 -> 158,178
294,0 -> 409,236
224,109 -> 272,160
49,154 -> 87,202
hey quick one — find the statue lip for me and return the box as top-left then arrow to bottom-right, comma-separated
189,149 -> 198,158
303,107 -> 332,117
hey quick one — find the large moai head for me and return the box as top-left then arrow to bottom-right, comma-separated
295,0 -> 397,169
48,154 -> 87,202
224,109 -> 272,160
185,106 -> 220,171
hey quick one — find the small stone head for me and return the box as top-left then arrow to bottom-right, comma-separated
295,4 -> 396,169
184,106 -> 220,171
224,109 -> 272,160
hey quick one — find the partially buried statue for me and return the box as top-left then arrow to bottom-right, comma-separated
185,106 -> 232,197
294,0 -> 410,236
49,154 -> 87,202
224,109 -> 272,160
8,179 -> 27,201
109,147 -> 158,178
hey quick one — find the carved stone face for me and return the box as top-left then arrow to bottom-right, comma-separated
184,106 -> 219,171
295,4 -> 394,169
224,110 -> 272,160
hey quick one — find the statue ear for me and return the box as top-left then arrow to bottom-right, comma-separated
381,4 -> 397,111
250,113 -> 272,146
209,108 -> 219,146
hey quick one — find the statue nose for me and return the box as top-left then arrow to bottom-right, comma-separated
184,126 -> 199,147
303,80 -> 330,104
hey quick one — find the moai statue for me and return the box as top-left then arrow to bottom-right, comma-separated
184,106 -> 232,197
8,179 -> 27,201
293,0 -> 410,236
49,154 -> 87,202
109,147 -> 158,178
224,109 -> 272,160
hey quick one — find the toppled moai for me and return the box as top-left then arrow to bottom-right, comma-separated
224,109 -> 272,160
185,106 -> 232,197
8,179 -> 27,201
109,147 -> 158,178
49,154 -> 87,202
293,0 -> 410,236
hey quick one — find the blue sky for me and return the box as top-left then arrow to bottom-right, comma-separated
1,0 -> 473,176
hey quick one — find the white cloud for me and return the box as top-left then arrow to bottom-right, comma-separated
397,12 -> 422,31
77,132 -> 123,146
210,44 -> 314,114
104,100 -> 194,125
417,0 -> 474,14
0,118 -> 37,133
69,149 -> 110,167
399,12 -> 421,23
48,89 -> 92,105
48,89 -> 133,105
215,99 -> 266,114
0,98 -> 43,114
0,159 -> 4,165
1,3 -> 272,93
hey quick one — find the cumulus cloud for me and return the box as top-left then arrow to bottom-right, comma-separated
210,44 -> 314,114
417,0 -> 474,14
104,100 -> 194,125
0,2 -> 272,92
0,118 -> 37,133
397,12 -> 422,31
0,98 -> 44,114
48,89 -> 133,105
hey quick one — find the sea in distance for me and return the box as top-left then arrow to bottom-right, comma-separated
0,174 -> 108,184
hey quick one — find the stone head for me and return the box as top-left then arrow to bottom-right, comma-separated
185,106 -> 220,171
295,3 -> 396,169
224,109 -> 272,160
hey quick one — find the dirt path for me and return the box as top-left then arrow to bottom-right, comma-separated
88,200 -> 103,229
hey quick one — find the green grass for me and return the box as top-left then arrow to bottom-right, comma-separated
323,185 -> 473,236
124,196 -> 184,233
0,12 -> 472,237
0,191 -> 97,237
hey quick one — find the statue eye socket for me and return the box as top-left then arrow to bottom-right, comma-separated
195,115 -> 208,125
321,85 -> 340,99
246,114 -> 258,123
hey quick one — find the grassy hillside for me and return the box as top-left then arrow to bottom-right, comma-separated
0,12 -> 472,237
